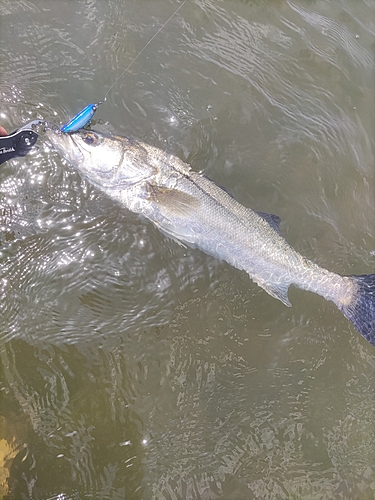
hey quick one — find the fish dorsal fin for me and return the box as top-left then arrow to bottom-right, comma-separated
147,184 -> 200,217
255,211 -> 281,233
259,280 -> 292,307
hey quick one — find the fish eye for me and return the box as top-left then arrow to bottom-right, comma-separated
82,132 -> 99,145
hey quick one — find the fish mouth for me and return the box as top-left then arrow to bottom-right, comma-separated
45,126 -> 85,163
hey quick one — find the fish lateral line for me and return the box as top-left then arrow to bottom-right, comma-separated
60,0 -> 187,133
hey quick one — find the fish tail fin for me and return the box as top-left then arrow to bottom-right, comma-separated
338,274 -> 375,346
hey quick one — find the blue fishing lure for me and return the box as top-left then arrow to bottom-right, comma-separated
61,103 -> 101,133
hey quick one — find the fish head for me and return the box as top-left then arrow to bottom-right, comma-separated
46,128 -> 155,189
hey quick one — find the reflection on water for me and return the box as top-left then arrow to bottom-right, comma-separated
1,0 -> 374,498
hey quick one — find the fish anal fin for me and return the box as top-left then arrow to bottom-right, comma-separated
259,280 -> 292,307
147,184 -> 200,217
255,211 -> 281,233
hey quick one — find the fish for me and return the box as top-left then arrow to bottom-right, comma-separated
60,103 -> 100,133
46,128 -> 375,346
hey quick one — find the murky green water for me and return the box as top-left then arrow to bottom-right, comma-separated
1,0 -> 375,498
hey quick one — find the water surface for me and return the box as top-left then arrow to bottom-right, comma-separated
0,0 -> 375,499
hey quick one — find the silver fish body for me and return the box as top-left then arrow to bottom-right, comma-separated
46,128 -> 375,346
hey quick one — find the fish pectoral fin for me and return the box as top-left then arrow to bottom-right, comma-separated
147,184 -> 200,217
260,281 -> 292,307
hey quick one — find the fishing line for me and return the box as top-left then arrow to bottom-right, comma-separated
61,0 -> 187,133
103,0 -> 187,103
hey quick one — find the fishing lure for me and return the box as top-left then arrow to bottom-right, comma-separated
61,103 -> 101,133
60,0 -> 187,134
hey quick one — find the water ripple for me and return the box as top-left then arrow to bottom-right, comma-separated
288,1 -> 374,69
1,1 -> 375,498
